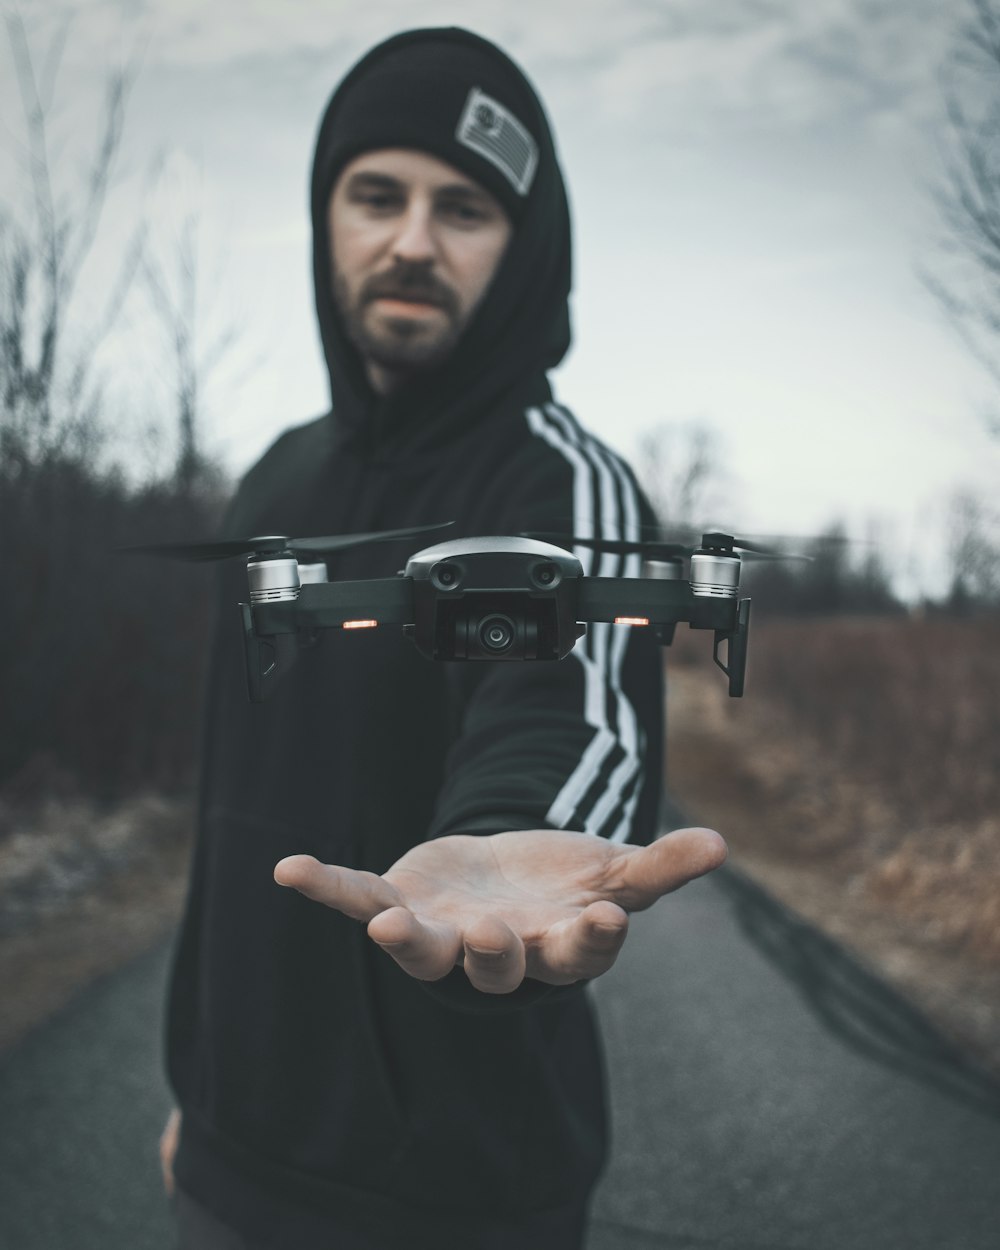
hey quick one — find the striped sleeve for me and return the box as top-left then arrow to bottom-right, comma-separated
426,400 -> 663,847
525,403 -> 647,843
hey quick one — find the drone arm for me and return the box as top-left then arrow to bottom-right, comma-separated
254,577 -> 415,634
577,577 -> 749,697
296,577 -> 414,628
242,578 -> 414,704
575,577 -> 693,625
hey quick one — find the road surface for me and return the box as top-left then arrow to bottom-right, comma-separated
2,866 -> 999,1249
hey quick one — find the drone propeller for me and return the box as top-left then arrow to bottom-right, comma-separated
525,529 -> 810,562
523,531 -> 692,560
699,532 -> 815,562
122,522 -> 452,563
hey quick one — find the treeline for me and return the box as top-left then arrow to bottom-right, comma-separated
0,20 -> 233,806
741,517 -> 1000,618
635,422 -> 1000,618
0,434 -> 228,803
740,526 -> 906,618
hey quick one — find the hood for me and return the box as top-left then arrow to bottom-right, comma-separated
309,27 -> 573,459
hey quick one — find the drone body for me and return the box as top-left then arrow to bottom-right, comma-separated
123,523 -> 769,702
238,533 -> 752,703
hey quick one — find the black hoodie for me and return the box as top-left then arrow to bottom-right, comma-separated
167,28 -> 663,1248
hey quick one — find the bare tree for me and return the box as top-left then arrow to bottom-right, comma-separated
140,211 -> 238,493
634,418 -> 727,541
0,18 -> 229,801
0,12 -> 144,470
929,0 -> 1000,432
947,489 -> 1000,607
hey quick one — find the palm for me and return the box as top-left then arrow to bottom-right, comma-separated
275,826 -> 726,993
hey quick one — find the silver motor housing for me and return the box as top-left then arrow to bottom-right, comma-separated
690,552 -> 740,599
248,556 -> 301,604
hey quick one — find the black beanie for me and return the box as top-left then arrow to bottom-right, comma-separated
313,30 -> 544,222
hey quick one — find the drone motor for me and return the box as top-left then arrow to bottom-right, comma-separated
247,554 -> 301,604
688,533 -> 743,600
689,551 -> 741,599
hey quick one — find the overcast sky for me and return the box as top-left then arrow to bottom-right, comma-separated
3,0 -> 997,595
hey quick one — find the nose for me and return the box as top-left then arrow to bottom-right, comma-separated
391,201 -> 437,264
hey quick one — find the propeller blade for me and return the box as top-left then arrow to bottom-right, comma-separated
531,517 -> 685,541
702,534 -> 786,556
120,535 -> 292,562
290,522 -> 451,553
739,550 -> 813,564
122,522 -> 452,563
702,525 -> 858,550
700,532 -> 810,559
523,531 -> 693,560
527,530 -> 813,565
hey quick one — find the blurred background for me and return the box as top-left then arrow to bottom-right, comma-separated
1,0 -> 998,1122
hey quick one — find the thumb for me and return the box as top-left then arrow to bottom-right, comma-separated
616,826 -> 727,911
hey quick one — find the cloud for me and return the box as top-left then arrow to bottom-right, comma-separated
20,0 -> 959,163
571,0 -> 954,142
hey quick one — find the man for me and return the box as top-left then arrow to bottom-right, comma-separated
161,27 -> 725,1250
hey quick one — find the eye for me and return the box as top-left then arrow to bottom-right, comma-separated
439,197 -> 491,227
349,186 -> 403,213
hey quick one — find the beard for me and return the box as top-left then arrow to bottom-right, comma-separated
332,262 -> 465,377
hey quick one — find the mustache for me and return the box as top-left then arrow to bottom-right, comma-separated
360,264 -> 459,316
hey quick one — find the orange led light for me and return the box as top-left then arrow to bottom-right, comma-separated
342,619 -> 378,630
614,616 -> 650,626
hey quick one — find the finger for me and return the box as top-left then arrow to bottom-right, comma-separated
274,854 -> 403,922
614,827 -> 728,911
159,1108 -> 181,1198
533,900 -> 629,984
462,915 -> 527,995
368,906 -> 462,981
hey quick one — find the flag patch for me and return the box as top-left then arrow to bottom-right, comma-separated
455,87 -> 538,197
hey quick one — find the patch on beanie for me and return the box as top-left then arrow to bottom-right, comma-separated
455,87 -> 538,197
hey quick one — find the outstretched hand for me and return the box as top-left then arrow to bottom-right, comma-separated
274,826 -> 726,994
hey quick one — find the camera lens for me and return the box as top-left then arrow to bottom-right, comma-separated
432,561 -> 462,590
479,614 -> 515,653
532,562 -> 559,587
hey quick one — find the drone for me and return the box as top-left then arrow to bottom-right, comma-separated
128,523 -> 802,703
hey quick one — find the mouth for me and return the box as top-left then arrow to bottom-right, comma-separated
371,296 -> 446,316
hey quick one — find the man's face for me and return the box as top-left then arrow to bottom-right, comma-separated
327,148 -> 513,393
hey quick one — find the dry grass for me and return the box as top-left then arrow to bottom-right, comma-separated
668,614 -> 1000,963
746,615 -> 1000,827
0,795 -> 194,1054
664,612 -> 1000,1069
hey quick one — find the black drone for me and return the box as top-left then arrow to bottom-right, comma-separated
128,523 -> 800,703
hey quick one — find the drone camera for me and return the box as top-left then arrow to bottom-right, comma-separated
480,614 -> 516,653
432,596 -> 552,660
430,561 -> 463,590
404,536 -> 584,664
531,560 -> 562,588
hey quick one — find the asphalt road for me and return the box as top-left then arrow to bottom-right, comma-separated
2,867 -> 999,1250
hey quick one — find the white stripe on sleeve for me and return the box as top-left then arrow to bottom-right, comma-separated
524,404 -> 647,841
